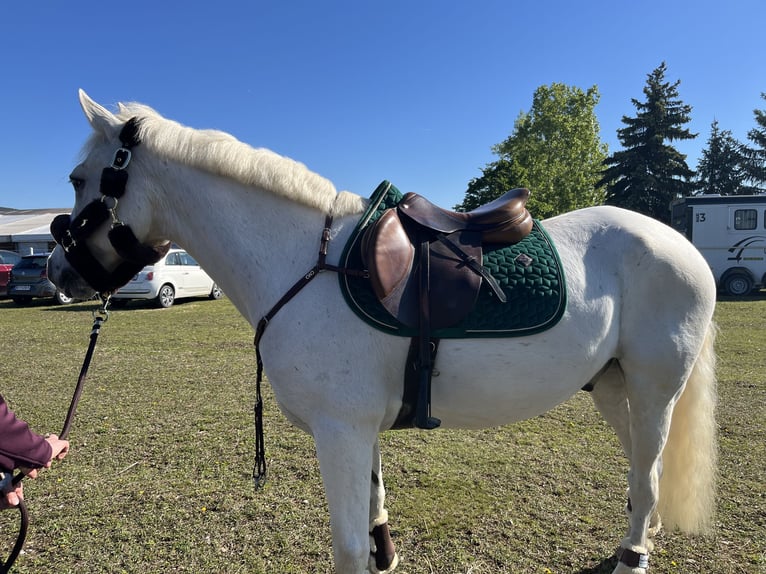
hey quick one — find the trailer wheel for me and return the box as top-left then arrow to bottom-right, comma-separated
722,272 -> 754,296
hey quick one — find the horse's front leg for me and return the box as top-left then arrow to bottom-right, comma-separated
313,421 -> 380,574
369,438 -> 398,573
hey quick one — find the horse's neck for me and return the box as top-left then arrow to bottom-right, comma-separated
157,169 -> 337,325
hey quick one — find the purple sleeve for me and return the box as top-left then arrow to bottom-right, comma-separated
0,396 -> 52,471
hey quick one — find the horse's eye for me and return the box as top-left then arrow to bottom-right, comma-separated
70,177 -> 85,192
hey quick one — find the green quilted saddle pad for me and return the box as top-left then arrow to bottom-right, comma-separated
338,181 -> 567,338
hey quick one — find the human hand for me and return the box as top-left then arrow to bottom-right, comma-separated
18,435 -> 69,479
44,434 -> 70,465
0,434 -> 70,509
0,477 -> 23,509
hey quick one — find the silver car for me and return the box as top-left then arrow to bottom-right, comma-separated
112,249 -> 223,308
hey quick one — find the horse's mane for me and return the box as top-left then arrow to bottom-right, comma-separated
97,102 -> 366,217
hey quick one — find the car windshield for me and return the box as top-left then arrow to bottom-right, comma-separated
15,257 -> 48,269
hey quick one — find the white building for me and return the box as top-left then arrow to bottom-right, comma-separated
0,207 -> 70,255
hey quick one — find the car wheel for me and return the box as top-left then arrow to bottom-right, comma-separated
209,284 -> 223,300
723,272 -> 754,296
156,284 -> 176,308
54,290 -> 74,305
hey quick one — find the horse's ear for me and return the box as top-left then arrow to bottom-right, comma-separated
78,89 -> 120,135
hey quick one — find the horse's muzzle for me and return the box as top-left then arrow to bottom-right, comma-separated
47,248 -> 98,300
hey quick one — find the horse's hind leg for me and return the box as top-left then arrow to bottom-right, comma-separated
590,362 -> 632,458
590,363 -> 662,538
369,438 -> 399,573
609,362 -> 685,574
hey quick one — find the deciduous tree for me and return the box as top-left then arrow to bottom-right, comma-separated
457,83 -> 607,218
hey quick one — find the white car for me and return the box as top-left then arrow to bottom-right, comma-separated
112,249 -> 223,308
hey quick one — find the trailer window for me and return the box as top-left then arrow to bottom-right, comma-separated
734,209 -> 757,230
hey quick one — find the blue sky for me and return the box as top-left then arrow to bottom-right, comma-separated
1,0 -> 763,210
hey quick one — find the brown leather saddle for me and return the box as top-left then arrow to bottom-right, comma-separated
360,188 -> 533,428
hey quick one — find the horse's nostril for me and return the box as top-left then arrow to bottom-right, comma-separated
49,263 -> 96,300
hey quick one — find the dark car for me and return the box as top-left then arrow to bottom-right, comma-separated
7,253 -> 74,305
0,250 -> 22,297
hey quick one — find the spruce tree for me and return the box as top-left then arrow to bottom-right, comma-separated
740,92 -> 766,194
695,120 -> 746,195
600,62 -> 696,222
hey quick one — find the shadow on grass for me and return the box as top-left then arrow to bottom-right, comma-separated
576,554 -> 619,574
0,297 -> 105,313
0,297 -> 84,311
0,296 -> 213,312
716,289 -> 766,302
98,297 -> 217,311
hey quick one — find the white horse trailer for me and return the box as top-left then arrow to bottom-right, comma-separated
671,194 -> 766,295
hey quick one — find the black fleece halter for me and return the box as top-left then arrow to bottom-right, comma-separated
51,118 -> 169,295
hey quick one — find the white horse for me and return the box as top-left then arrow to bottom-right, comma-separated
49,90 -> 718,574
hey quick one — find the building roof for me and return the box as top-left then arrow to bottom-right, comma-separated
0,207 -> 70,243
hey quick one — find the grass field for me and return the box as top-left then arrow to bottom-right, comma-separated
0,295 -> 764,573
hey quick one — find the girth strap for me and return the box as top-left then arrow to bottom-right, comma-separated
415,240 -> 441,429
391,337 -> 440,430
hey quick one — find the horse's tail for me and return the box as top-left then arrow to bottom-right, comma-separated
657,322 -> 718,534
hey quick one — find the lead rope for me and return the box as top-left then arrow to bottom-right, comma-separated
1,296 -> 110,574
251,215 -> 367,488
